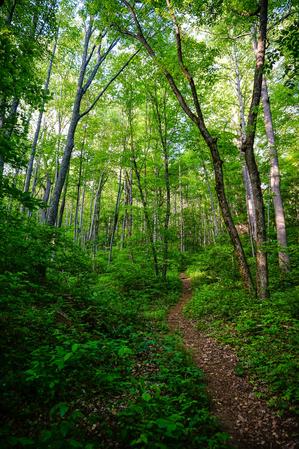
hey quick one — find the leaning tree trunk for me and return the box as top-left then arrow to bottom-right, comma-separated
240,0 -> 270,299
57,169 -> 69,228
123,0 -> 255,293
46,19 -> 136,226
261,77 -> 290,272
232,44 -> 257,249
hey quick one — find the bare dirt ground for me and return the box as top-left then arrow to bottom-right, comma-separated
168,273 -> 298,449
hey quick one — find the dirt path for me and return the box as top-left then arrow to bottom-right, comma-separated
168,273 -> 298,449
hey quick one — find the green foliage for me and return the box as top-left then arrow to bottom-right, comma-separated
185,243 -> 299,415
0,210 -> 229,449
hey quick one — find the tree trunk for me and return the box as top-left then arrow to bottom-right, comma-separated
179,161 -> 185,252
241,2 -> 270,299
232,44 -> 257,246
89,172 -> 106,245
74,138 -> 85,240
151,90 -> 171,280
46,19 -> 93,226
0,98 -> 20,187
24,32 -> 58,194
261,77 -> 290,271
78,182 -> 86,244
41,173 -> 52,223
57,169 -> 69,228
108,169 -> 123,263
46,19 -> 132,226
123,0 -> 254,293
133,157 -> 159,276
200,158 -> 219,239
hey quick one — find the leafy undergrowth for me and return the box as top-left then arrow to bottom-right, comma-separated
184,242 -> 299,416
0,212 -> 230,449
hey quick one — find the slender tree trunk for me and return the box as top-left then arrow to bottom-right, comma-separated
79,182 -> 86,244
179,161 -> 185,252
47,106 -> 80,226
128,168 -> 133,237
152,90 -> 171,279
200,158 -> 219,238
47,19 -> 92,226
233,45 -> 257,246
133,157 -> 159,275
31,156 -> 40,197
89,172 -> 106,244
0,98 -> 20,186
41,173 -> 52,222
57,169 -> 69,228
162,146 -> 171,280
24,32 -> 58,194
241,3 -> 270,299
74,137 -> 85,240
108,169 -> 123,263
261,77 -> 290,271
46,20 -> 131,225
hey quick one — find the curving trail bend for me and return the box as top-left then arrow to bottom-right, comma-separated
168,273 -> 298,449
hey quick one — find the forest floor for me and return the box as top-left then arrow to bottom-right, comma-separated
168,273 -> 298,449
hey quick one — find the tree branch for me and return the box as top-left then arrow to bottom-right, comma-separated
82,38 -> 120,95
121,0 -> 198,124
241,0 -> 268,151
79,49 -> 140,119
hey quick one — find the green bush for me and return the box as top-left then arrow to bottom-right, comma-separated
0,211 -> 229,449
185,243 -> 299,414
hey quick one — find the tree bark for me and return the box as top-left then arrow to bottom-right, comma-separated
132,155 -> 160,276
78,182 -> 86,243
74,136 -> 85,240
241,0 -> 269,298
57,169 -> 69,228
40,173 -> 52,223
151,89 -> 171,280
89,172 -> 106,245
179,161 -> 185,252
232,45 -> 257,246
261,77 -> 290,271
108,169 -> 123,263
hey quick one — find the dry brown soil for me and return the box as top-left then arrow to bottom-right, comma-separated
168,273 -> 298,449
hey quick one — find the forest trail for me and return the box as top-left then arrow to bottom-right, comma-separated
168,274 -> 298,449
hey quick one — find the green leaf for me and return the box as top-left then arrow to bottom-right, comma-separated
117,345 -> 133,357
63,352 -> 73,361
141,392 -> 151,402
59,403 -> 69,417
40,430 -> 52,442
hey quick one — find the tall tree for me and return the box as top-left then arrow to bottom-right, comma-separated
261,77 -> 290,272
114,0 -> 256,293
46,14 -> 137,225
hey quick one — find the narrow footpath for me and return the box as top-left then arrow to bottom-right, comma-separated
168,273 -> 298,449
